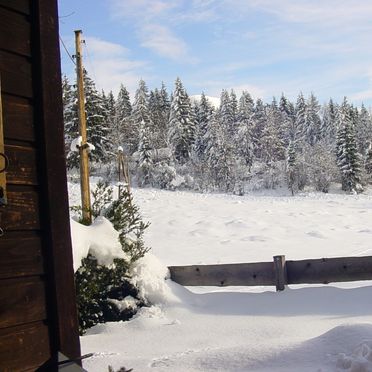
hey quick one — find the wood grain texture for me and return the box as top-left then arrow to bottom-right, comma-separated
0,6 -> 31,56
0,277 -> 47,328
169,262 -> 275,286
0,232 -> 43,279
0,0 -> 30,15
2,94 -> 34,142
1,186 -> 40,230
0,321 -> 50,371
286,256 -> 372,284
33,0 -> 81,360
5,144 -> 38,185
0,50 -> 32,98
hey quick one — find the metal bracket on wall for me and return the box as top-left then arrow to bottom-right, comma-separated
0,76 -> 7,207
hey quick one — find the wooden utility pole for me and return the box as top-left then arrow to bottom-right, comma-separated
75,30 -> 92,225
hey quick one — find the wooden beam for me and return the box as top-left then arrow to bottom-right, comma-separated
169,262 -> 275,287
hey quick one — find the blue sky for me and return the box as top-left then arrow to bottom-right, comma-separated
58,0 -> 372,106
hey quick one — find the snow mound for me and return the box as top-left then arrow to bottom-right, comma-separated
129,253 -> 175,305
70,216 -> 127,271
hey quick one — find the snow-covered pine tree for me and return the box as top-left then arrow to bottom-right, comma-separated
320,99 -> 337,147
279,93 -> 295,147
168,77 -> 195,164
261,98 -> 285,164
286,141 -> 297,195
336,98 -> 363,193
236,91 -> 254,168
356,104 -> 372,154
251,98 -> 267,160
205,113 -> 236,192
137,119 -> 153,186
132,79 -> 152,155
114,84 -> 132,153
83,71 -> 110,163
218,89 -> 235,138
365,143 -> 372,179
193,92 -> 214,161
293,92 -> 306,147
149,83 -> 170,149
62,75 -> 79,168
305,93 -> 321,146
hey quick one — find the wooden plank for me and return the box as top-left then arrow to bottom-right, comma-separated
33,0 -> 81,360
169,262 -> 276,286
0,277 -> 47,328
5,144 -> 38,185
1,185 -> 40,230
286,256 -> 372,284
0,321 -> 51,371
2,94 -> 34,142
0,0 -> 30,15
273,255 -> 287,291
0,7 -> 31,56
0,50 -> 32,98
0,232 -> 43,279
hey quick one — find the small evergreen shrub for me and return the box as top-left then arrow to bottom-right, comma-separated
75,255 -> 142,334
74,181 -> 150,334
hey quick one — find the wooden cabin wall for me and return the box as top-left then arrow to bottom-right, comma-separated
0,1 -> 80,370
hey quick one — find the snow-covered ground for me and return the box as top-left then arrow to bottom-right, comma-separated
68,183 -> 372,371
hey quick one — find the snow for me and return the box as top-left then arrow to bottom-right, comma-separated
67,183 -> 372,371
70,216 -> 126,271
190,94 -> 220,109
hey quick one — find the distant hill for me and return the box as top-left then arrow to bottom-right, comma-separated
190,94 -> 220,108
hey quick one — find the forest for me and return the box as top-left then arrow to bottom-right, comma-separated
63,72 -> 372,195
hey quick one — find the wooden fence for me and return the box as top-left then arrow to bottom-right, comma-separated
169,255 -> 372,291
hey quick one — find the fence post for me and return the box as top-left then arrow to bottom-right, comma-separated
274,255 -> 287,291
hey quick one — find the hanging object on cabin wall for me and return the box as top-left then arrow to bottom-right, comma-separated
0,75 -> 8,209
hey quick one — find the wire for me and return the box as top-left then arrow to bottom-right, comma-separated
59,36 -> 76,66
83,40 -> 99,89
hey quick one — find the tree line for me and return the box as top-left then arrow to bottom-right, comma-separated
62,71 -> 372,194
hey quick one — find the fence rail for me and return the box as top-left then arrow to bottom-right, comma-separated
169,255 -> 372,291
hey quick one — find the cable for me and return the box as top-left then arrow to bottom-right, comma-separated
83,40 -> 99,90
59,36 -> 76,66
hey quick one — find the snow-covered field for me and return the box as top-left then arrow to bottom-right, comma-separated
68,183 -> 372,371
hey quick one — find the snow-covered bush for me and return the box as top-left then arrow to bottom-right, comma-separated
74,181 -> 150,333
152,162 -> 177,190
75,256 -> 142,334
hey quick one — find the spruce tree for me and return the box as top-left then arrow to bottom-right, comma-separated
236,91 -> 254,168
137,119 -> 153,186
115,85 -> 132,153
82,71 -> 110,163
132,79 -> 152,155
336,98 -> 363,193
305,93 -> 321,146
168,77 -> 195,164
286,141 -> 297,195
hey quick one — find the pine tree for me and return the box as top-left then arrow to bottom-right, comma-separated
356,104 -> 372,154
293,92 -> 306,146
261,98 -> 285,164
114,85 -> 132,153
132,79 -> 152,155
336,98 -> 363,193
137,119 -> 153,186
62,75 -> 79,167
236,91 -> 254,168
193,92 -> 214,161
84,72 -> 110,163
320,99 -> 337,147
286,141 -> 297,195
252,98 -> 266,160
168,77 -> 195,164
279,93 -> 295,147
305,93 -> 321,146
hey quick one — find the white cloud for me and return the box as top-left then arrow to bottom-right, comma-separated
139,24 -> 197,63
62,36 -> 149,97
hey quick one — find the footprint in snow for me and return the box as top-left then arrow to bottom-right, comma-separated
241,235 -> 267,242
306,231 -> 325,239
358,229 -> 372,234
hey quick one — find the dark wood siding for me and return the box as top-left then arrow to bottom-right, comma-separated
0,0 -> 80,370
